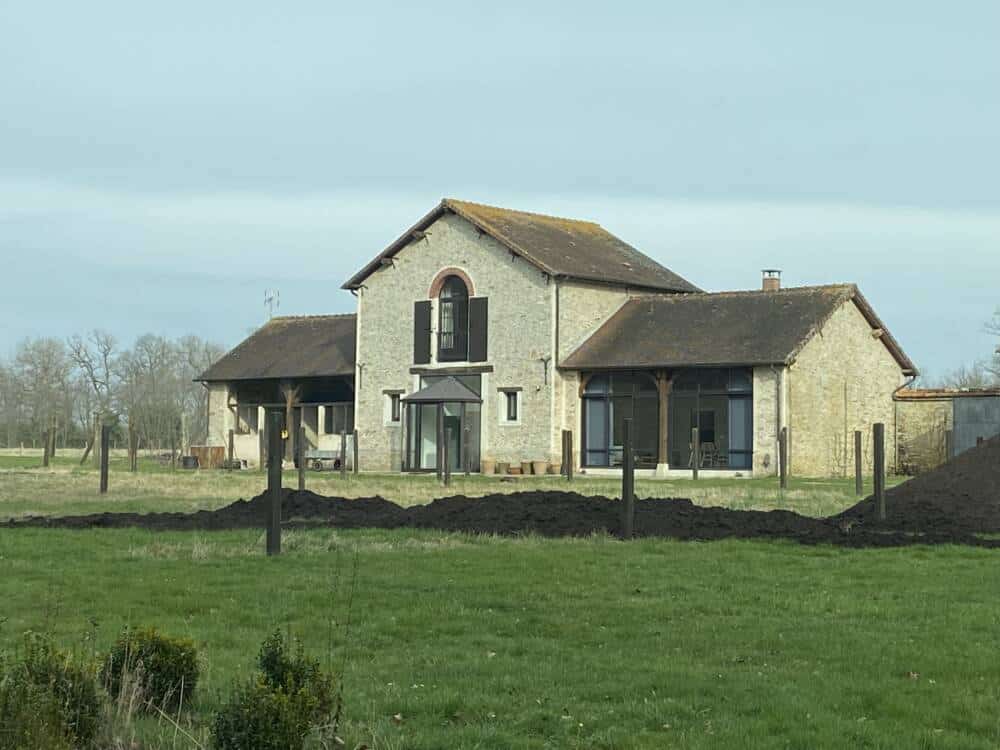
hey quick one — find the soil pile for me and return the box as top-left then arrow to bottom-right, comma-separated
6,437 -> 998,547
835,435 -> 1000,536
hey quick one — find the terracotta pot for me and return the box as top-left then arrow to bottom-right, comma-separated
495,461 -> 509,475
531,460 -> 548,475
480,458 -> 496,475
520,461 -> 532,475
509,466 -> 522,475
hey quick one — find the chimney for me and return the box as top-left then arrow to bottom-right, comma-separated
762,269 -> 781,292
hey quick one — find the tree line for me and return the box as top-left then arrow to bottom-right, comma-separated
0,331 -> 225,456
936,309 -> 1000,388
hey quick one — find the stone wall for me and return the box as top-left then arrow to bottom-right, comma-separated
206,383 -> 232,447
787,299 -> 906,477
356,212 -> 554,470
751,366 -> 782,476
895,398 -> 951,475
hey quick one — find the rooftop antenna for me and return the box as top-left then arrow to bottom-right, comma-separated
264,288 -> 280,321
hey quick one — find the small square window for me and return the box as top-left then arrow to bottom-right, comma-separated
390,393 -> 401,422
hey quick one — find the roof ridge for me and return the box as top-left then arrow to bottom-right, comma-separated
444,198 -> 601,227
270,313 -> 357,321
635,284 -> 855,303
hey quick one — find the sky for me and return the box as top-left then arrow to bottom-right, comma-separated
2,1 -> 998,380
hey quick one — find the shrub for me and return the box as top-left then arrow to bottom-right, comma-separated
101,626 -> 199,711
211,631 -> 336,750
0,633 -> 102,749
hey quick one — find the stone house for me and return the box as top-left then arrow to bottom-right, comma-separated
200,198 -> 918,477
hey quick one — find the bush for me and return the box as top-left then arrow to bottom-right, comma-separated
101,626 -> 199,711
211,631 -> 336,750
0,633 -> 102,749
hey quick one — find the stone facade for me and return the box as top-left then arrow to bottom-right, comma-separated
786,299 -> 907,477
751,366 -> 783,476
895,398 -> 952,474
356,212 -> 555,470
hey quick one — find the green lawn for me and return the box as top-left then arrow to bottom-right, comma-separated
0,455 -> 995,749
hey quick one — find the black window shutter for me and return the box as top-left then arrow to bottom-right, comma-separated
468,297 -> 488,362
414,300 -> 432,364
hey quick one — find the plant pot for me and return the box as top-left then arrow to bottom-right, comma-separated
531,460 -> 548,475
520,461 -> 532,475
495,461 -> 509,475
508,466 -> 522,475
480,458 -> 496,475
547,464 -> 559,475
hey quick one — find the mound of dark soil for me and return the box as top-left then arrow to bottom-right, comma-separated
6,437 -> 999,547
836,435 -> 1000,536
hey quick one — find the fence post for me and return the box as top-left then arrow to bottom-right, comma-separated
267,410 -> 283,556
297,426 -> 306,491
99,424 -> 110,494
42,430 -> 50,468
228,429 -> 235,468
443,427 -> 452,487
691,427 -> 699,480
436,406 -> 444,482
353,430 -> 359,475
778,427 -> 788,490
622,418 -> 635,539
562,429 -> 573,481
854,430 -> 863,495
873,422 -> 886,521
340,430 -> 347,480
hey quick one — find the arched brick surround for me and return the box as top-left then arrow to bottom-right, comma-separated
428,267 -> 475,298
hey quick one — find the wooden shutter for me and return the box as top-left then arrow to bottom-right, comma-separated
468,297 -> 488,362
414,301 -> 432,364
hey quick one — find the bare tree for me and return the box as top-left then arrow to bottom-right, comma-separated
13,338 -> 72,448
987,307 -> 1000,381
68,330 -> 118,460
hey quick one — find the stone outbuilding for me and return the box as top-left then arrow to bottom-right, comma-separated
201,198 -> 918,478
895,387 -> 1000,474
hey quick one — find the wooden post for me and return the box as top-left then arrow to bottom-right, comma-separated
443,427 -> 451,487
340,430 -> 347,479
436,405 -> 444,482
297,426 -> 306,492
42,430 -> 50,467
463,425 -> 470,476
622,418 -> 635,539
691,427 -> 699,480
353,430 -> 359,475
228,429 -> 235,468
778,428 -> 787,488
92,413 -> 101,469
562,429 -> 573,481
873,422 -> 886,521
266,410 -> 283,556
655,371 -> 671,469
854,430 -> 863,495
99,424 -> 110,494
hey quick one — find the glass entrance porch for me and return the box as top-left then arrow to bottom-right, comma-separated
403,375 -> 482,472
669,368 -> 753,470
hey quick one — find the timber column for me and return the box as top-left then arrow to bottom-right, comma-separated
655,370 -> 672,477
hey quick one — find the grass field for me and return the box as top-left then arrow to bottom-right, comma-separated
1,453 -> 997,748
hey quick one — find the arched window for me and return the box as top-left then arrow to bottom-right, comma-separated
438,275 -> 469,361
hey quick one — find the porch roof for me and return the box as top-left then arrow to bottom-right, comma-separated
402,376 -> 482,403
199,314 -> 356,382
561,284 -> 917,374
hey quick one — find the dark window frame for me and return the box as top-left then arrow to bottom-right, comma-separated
505,391 -> 518,422
437,275 -> 469,362
323,402 -> 355,435
390,393 -> 401,422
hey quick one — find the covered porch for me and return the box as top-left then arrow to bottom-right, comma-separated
402,376 -> 482,473
579,368 -> 754,474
